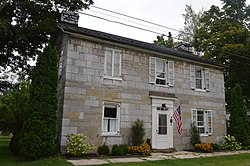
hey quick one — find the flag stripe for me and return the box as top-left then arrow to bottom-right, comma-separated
173,105 -> 182,135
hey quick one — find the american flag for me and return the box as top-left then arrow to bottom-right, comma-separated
173,105 -> 182,135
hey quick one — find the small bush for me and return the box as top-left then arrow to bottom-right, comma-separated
222,135 -> 241,150
131,119 -> 145,146
190,122 -> 201,146
120,144 -> 128,154
211,143 -> 221,151
97,144 -> 109,155
111,145 -> 124,156
128,143 -> 151,155
195,143 -> 213,152
66,133 -> 94,157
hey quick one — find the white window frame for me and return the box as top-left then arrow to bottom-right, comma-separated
192,109 -> 212,136
104,48 -> 122,80
101,102 -> 120,136
149,57 -> 174,86
190,65 -> 210,92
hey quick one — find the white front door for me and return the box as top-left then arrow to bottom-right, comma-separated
152,98 -> 173,149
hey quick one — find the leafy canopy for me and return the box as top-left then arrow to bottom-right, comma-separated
0,0 -> 93,73
193,0 -> 250,99
153,32 -> 174,48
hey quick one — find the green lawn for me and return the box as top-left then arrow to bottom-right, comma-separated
102,153 -> 250,166
0,136 -> 73,166
1,136 -> 250,166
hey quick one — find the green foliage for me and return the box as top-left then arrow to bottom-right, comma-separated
19,44 -> 59,160
190,122 -> 201,146
211,143 -> 221,151
153,32 -> 174,48
66,133 -> 94,157
130,119 -> 145,146
229,84 -> 250,146
0,81 -> 30,154
120,144 -> 129,154
111,145 -> 124,156
97,144 -> 110,155
193,0 -> 250,100
0,0 -> 93,74
178,5 -> 204,43
222,135 -> 242,150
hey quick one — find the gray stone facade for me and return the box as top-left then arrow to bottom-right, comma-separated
56,32 -> 226,153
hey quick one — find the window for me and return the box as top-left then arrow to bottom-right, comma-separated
190,65 -> 210,91
149,57 -> 174,86
102,102 -> 120,135
104,48 -> 122,79
192,109 -> 212,136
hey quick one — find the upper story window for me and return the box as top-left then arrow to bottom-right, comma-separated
104,48 -> 122,79
102,102 -> 120,136
190,65 -> 210,91
149,57 -> 174,86
192,109 -> 212,136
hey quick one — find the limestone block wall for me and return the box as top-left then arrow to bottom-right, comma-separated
57,36 -> 226,152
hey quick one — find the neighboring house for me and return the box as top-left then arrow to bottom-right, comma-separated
56,12 -> 226,153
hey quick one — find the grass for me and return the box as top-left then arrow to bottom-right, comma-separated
101,153 -> 250,166
0,135 -> 73,166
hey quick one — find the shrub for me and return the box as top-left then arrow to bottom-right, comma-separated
66,133 -> 94,157
128,143 -> 151,155
229,84 -> 250,146
97,144 -> 109,155
131,119 -> 145,146
222,135 -> 241,150
19,45 -> 58,160
120,144 -> 128,154
195,143 -> 213,152
190,122 -> 201,146
211,143 -> 221,151
111,145 -> 124,156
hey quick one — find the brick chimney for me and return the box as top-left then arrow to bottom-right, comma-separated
60,10 -> 79,26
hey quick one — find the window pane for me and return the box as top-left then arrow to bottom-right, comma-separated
104,107 -> 117,118
109,119 -> 117,132
103,119 -> 108,132
105,50 -> 112,76
198,127 -> 205,134
113,51 -> 120,77
156,72 -> 165,78
156,60 -> 165,72
159,114 -> 167,135
196,79 -> 202,89
195,68 -> 202,78
156,79 -> 166,85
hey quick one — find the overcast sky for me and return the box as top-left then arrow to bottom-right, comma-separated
79,0 -> 250,43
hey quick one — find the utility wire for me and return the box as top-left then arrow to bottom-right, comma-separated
89,9 -> 171,35
79,11 -> 182,40
92,6 -> 192,36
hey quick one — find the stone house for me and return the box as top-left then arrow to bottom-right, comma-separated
56,13 -> 226,153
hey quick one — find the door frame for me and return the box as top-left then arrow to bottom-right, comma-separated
151,96 -> 176,149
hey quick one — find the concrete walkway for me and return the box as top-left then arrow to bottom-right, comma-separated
67,150 -> 250,166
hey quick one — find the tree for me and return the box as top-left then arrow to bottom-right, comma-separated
190,122 -> 201,146
130,119 -> 145,146
178,5 -> 204,43
19,44 -> 58,159
193,0 -> 250,100
0,81 -> 30,154
153,32 -> 174,48
0,0 -> 93,74
229,84 -> 250,146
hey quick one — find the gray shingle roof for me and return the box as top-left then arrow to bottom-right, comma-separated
57,23 -> 224,68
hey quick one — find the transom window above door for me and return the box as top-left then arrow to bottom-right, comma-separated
149,57 -> 174,86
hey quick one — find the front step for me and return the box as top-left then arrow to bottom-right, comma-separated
152,148 -> 176,153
